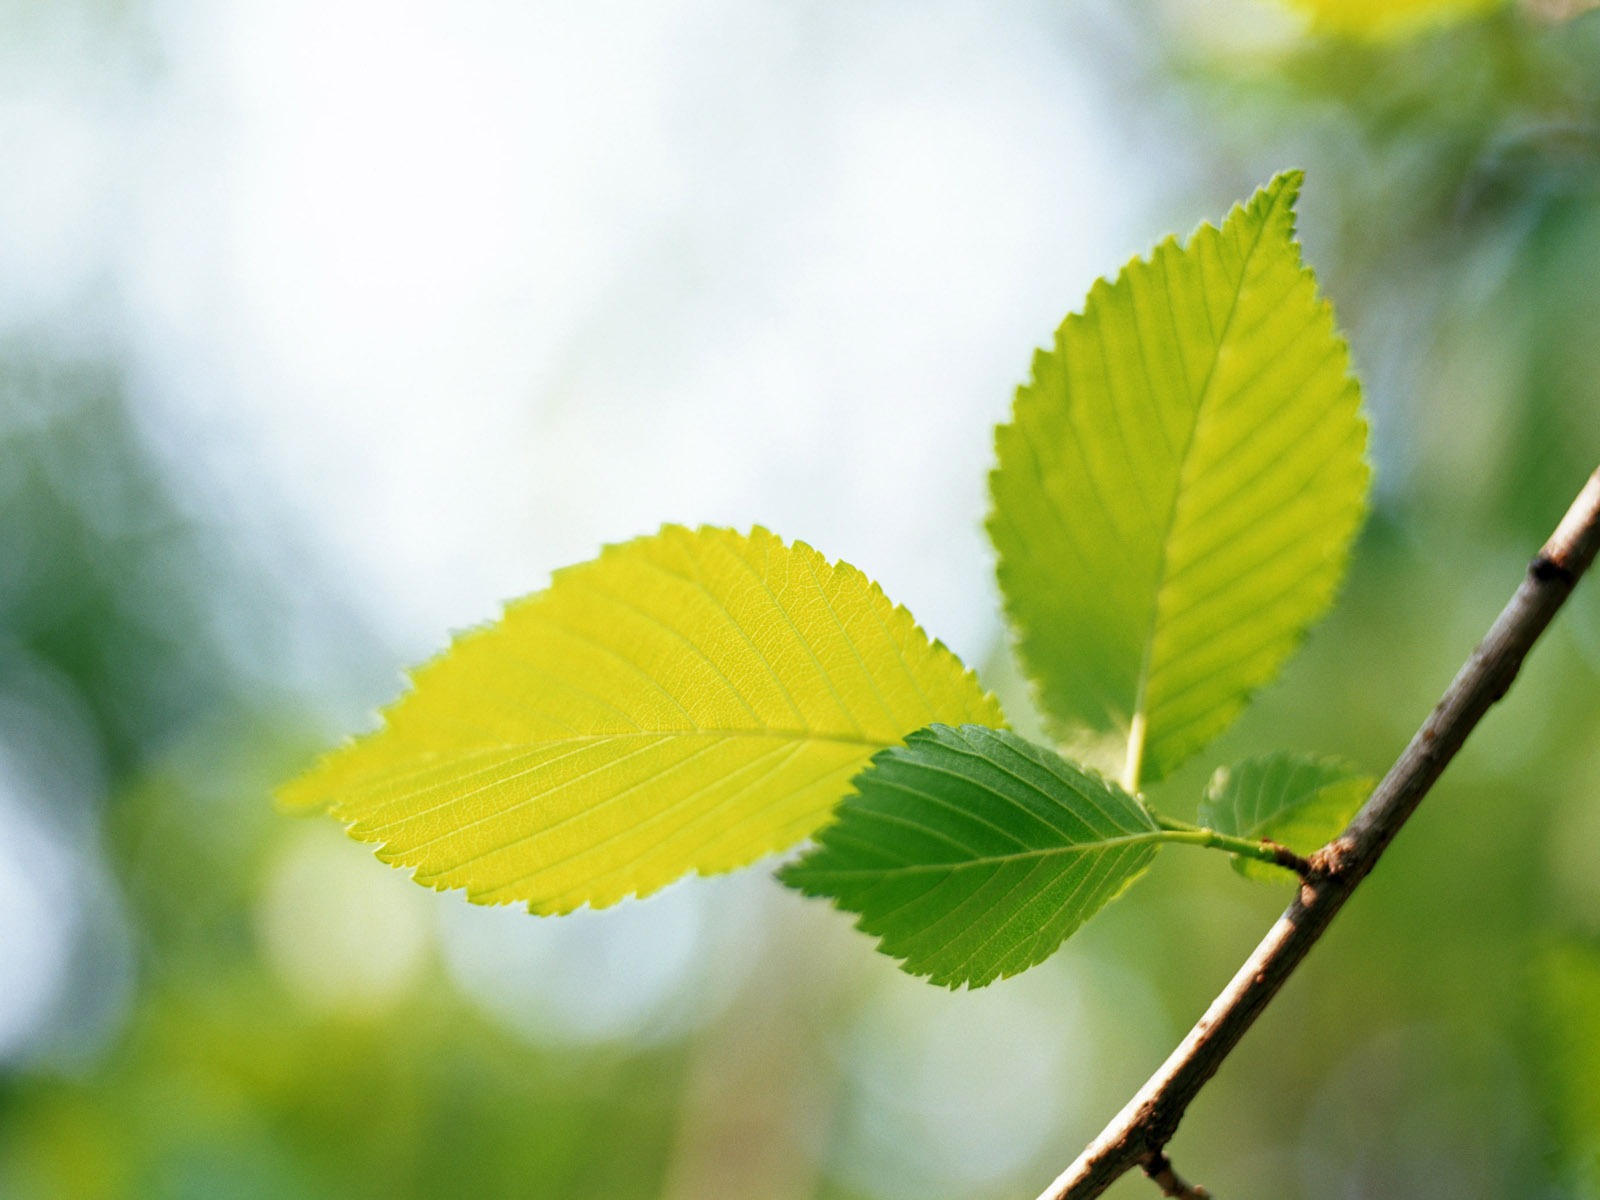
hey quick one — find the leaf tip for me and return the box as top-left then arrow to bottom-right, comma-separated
274,735 -> 369,814
1267,166 -> 1307,200
274,770 -> 331,814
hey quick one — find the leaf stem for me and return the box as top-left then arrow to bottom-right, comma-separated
1121,714 -> 1147,794
1151,816 -> 1308,875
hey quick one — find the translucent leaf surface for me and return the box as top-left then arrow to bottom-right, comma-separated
780,724 -> 1160,988
1198,752 -> 1372,882
989,171 -> 1368,789
280,527 -> 1003,912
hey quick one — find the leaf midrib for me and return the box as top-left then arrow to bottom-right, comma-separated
395,727 -> 901,761
793,830 -> 1167,878
1123,187 -> 1290,790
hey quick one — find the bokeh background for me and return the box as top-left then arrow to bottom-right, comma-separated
2,0 -> 1599,1197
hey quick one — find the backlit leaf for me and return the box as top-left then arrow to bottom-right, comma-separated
780,724 -> 1160,988
280,526 -> 1003,913
989,171 -> 1368,789
1198,752 -> 1372,881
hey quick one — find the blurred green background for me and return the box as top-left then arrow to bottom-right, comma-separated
1,1 -> 1599,1197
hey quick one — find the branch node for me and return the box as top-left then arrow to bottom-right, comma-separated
1307,839 -> 1350,882
1530,553 -> 1576,585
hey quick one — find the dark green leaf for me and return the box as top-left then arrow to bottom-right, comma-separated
780,725 -> 1160,988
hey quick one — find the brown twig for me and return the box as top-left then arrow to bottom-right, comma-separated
1036,466 -> 1600,1200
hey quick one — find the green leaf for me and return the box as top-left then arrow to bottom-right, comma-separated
280,526 -> 1004,913
989,171 -> 1369,790
1197,752 -> 1372,882
780,724 -> 1161,988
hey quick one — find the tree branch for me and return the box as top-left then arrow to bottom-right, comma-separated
1036,466 -> 1600,1200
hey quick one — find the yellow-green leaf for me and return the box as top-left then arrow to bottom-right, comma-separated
280,526 -> 1003,913
989,171 -> 1368,790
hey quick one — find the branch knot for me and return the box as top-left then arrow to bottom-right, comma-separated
1530,553 -> 1576,586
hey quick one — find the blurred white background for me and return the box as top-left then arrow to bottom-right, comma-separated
0,0 -> 1164,664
